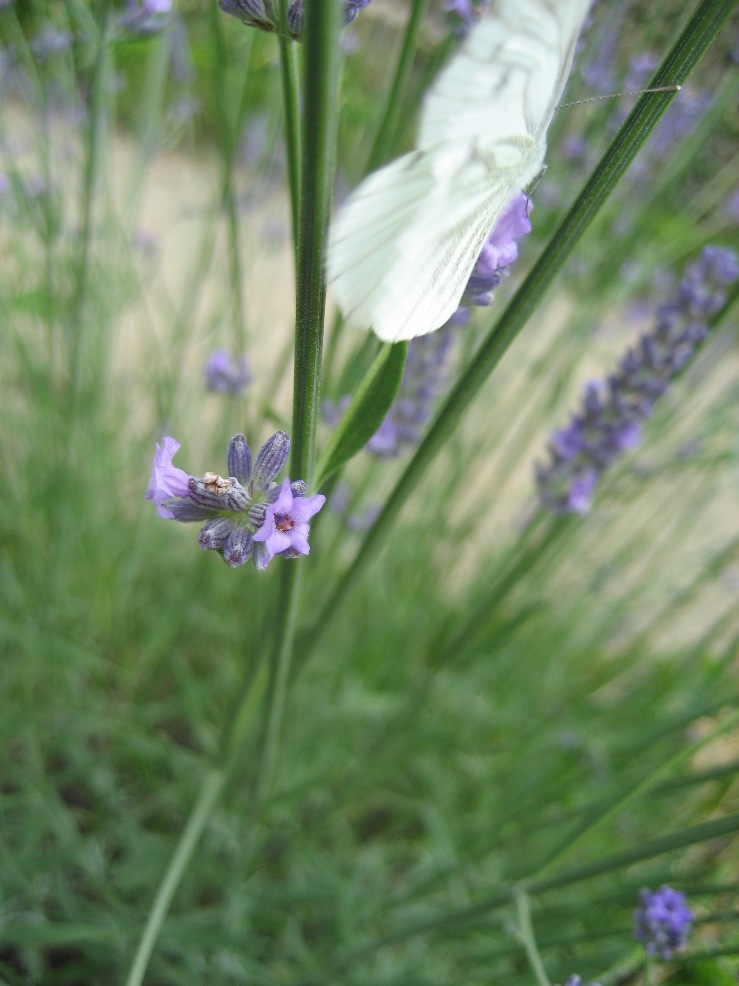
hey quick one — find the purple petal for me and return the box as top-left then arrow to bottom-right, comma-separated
146,437 -> 191,519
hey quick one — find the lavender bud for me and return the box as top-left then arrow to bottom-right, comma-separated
252,431 -> 290,491
286,0 -> 303,35
188,475 -> 249,512
223,528 -> 254,568
248,503 -> 268,528
167,500 -> 215,522
198,518 -> 233,550
290,480 -> 307,497
227,434 -> 252,486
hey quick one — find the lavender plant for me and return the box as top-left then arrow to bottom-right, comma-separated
1,1 -> 738,985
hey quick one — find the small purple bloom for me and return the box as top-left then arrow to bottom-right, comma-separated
146,437 -> 191,519
252,479 -> 325,563
461,193 -> 532,307
204,350 -> 252,395
557,977 -> 603,986
634,885 -> 693,959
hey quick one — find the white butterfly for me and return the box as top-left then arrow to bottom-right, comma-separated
328,0 -> 591,343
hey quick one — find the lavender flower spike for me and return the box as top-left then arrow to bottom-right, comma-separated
204,350 -> 251,396
537,246 -> 739,515
634,885 -> 693,959
146,437 -> 190,519
148,432 -> 325,572
461,193 -> 532,307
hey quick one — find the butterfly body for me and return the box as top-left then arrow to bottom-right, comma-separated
328,0 -> 591,342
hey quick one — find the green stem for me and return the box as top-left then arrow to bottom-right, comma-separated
514,889 -> 551,986
256,0 -> 342,800
365,0 -> 433,172
69,0 -> 112,395
290,2 -> 341,483
255,562 -> 304,804
124,769 -> 226,986
301,0 -> 736,659
278,27 -> 302,248
210,2 -> 248,352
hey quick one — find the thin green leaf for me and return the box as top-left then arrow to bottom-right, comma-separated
315,342 -> 407,489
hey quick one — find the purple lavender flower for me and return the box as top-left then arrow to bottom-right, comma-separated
204,350 -> 252,395
634,885 -> 693,959
461,193 -> 532,306
252,478 -> 326,565
219,0 -> 371,40
146,437 -> 191,519
537,246 -> 739,515
146,431 -> 325,571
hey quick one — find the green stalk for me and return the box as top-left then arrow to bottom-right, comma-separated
302,0 -> 737,657
365,0 -> 433,172
210,2 -> 248,353
69,0 -> 112,395
124,770 -> 225,986
278,18 -> 302,247
514,889 -> 552,986
256,0 -> 342,802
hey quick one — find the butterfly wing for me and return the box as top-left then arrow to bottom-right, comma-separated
420,0 -> 592,150
328,0 -> 591,341
329,139 -> 537,342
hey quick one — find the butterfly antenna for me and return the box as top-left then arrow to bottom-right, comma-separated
558,85 -> 681,110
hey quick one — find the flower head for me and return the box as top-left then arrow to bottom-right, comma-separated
252,478 -> 326,566
146,431 -> 324,571
536,246 -> 739,515
633,885 -> 693,959
146,437 -> 191,519
204,350 -> 252,395
461,193 -> 532,307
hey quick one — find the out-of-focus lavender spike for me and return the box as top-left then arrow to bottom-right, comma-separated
536,246 -> 739,515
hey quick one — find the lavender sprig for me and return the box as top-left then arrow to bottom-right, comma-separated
204,350 -> 252,395
146,432 -> 325,571
633,885 -> 694,959
536,246 -> 739,515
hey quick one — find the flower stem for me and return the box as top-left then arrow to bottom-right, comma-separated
290,0 -> 342,484
514,888 -> 552,986
124,769 -> 226,986
366,0 -> 433,172
255,0 -> 342,804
